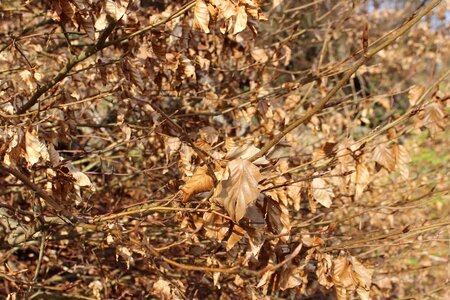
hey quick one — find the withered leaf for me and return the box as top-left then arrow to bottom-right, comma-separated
181,165 -> 214,203
226,225 -> 245,251
332,253 -> 373,300
373,144 -> 396,171
193,0 -> 210,33
203,209 -> 228,241
213,0 -> 236,19
312,177 -> 334,208
355,163 -> 370,199
264,197 -> 291,242
25,129 -> 49,166
280,266 -> 308,291
214,159 -> 262,223
408,85 -> 425,106
233,5 -> 247,34
393,144 -> 410,180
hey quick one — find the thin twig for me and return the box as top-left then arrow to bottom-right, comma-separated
249,0 -> 442,162
16,1 -> 196,114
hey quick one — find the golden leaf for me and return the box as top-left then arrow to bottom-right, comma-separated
24,129 -> 49,166
214,159 -> 262,223
408,85 -> 425,106
312,177 -> 334,208
193,0 -> 210,33
233,5 -> 247,34
372,144 -> 396,171
355,163 -> 370,199
181,165 -> 214,203
393,144 -> 410,180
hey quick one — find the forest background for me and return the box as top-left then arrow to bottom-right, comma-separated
0,0 -> 449,299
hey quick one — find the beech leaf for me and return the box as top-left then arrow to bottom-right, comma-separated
233,6 -> 248,34
193,0 -> 210,33
393,144 -> 410,180
215,159 -> 262,223
312,177 -> 334,208
355,163 -> 370,199
25,129 -> 49,166
181,165 -> 214,203
373,144 -> 396,171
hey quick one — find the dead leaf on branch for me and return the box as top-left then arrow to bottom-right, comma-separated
193,0 -> 210,33
421,102 -> 446,136
355,163 -> 370,199
373,143 -> 396,172
25,129 -> 50,167
264,196 -> 291,242
214,159 -> 263,223
226,225 -> 245,251
233,5 -> 248,34
203,206 -> 228,241
181,165 -> 214,203
311,177 -> 334,208
332,252 -> 373,300
393,144 -> 410,180
408,84 -> 425,106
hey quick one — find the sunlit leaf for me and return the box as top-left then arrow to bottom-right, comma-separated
312,177 -> 334,208
193,0 -> 210,33
214,159 -> 262,223
233,5 -> 247,34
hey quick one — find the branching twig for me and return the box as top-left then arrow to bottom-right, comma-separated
249,0 -> 442,162
16,1 -> 196,114
0,162 -> 75,222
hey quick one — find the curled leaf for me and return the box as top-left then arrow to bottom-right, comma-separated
181,165 -> 214,203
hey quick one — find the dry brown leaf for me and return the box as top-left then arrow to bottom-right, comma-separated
64,163 -> 93,189
214,159 -> 262,223
25,129 -> 49,166
152,278 -> 181,300
199,126 -> 218,145
251,48 -> 269,63
280,266 -> 308,291
233,5 -> 248,34
315,253 -> 334,288
3,128 -> 24,166
312,177 -> 334,208
372,144 -> 396,171
105,0 -> 127,21
302,236 -> 325,247
421,102 -> 445,136
393,144 -> 410,180
225,145 -> 269,165
181,56 -> 196,80
181,165 -> 214,203
212,0 -> 236,19
193,0 -> 210,33
226,225 -> 245,251
408,85 -> 425,106
246,227 -> 264,256
355,163 -> 370,199
265,197 -> 291,242
203,209 -> 228,241
163,135 -> 181,162
332,253 -> 373,300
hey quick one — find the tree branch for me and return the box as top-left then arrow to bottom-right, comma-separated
249,0 -> 442,162
16,0 -> 196,114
